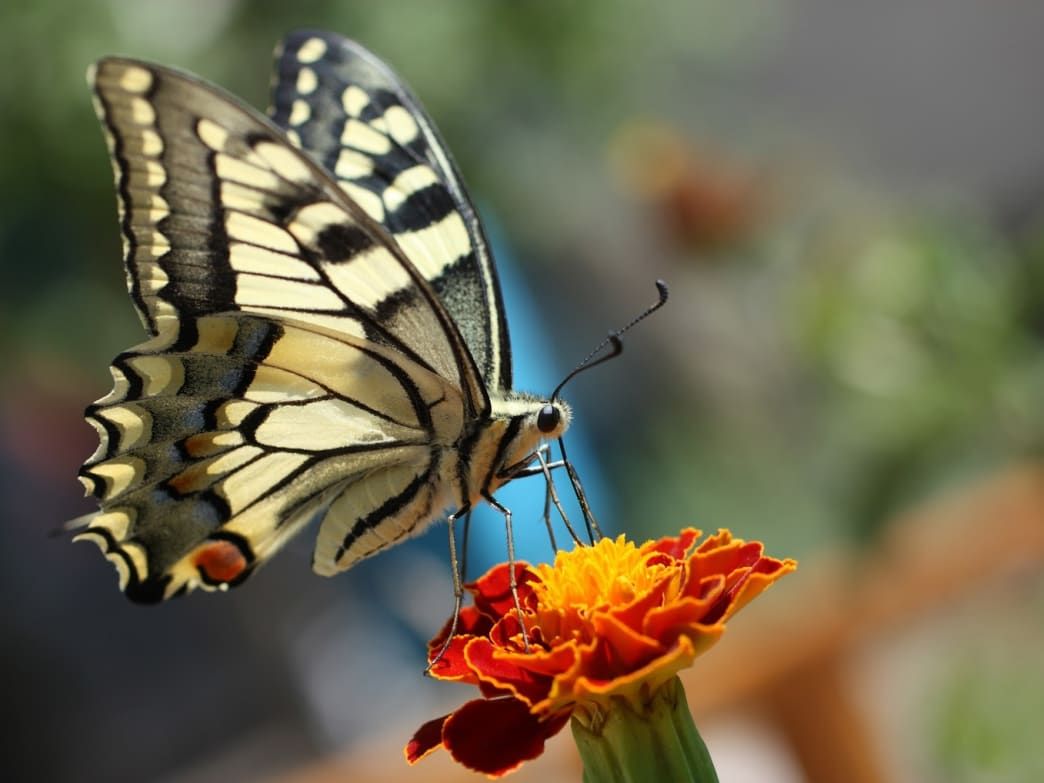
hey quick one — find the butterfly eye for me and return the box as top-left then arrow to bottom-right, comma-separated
537,404 -> 560,434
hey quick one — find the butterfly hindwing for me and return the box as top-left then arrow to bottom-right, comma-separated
269,30 -> 512,392
77,313 -> 465,601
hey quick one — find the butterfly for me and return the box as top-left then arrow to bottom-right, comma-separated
73,30 -> 578,603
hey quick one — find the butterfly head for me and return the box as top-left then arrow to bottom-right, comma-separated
536,401 -> 569,438
513,393 -> 571,441
486,393 -> 571,484
486,281 -> 670,491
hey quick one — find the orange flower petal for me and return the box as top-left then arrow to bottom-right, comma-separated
695,528 -> 735,552
718,557 -> 797,622
691,539 -> 763,581
493,641 -> 580,680
591,611 -> 663,670
679,571 -> 727,605
558,634 -> 722,712
608,568 -> 677,630
643,594 -> 722,642
643,527 -> 702,559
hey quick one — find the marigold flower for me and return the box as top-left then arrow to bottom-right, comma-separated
405,527 -> 796,778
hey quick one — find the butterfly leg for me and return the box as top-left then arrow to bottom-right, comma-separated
499,442 -> 561,478
427,506 -> 472,673
483,493 -> 530,651
508,445 -> 569,551
535,448 -> 587,550
537,450 -> 560,553
558,438 -> 604,543
508,446 -> 595,547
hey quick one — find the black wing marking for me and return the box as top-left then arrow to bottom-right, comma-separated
269,30 -> 513,392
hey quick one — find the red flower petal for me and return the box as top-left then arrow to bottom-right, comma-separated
405,714 -> 450,764
489,610 -> 528,649
429,604 -> 493,654
470,562 -> 537,617
645,527 -> 701,559
672,572 -> 725,620
426,634 -> 479,682
442,698 -> 569,777
491,640 -> 579,680
692,540 -> 763,579
466,638 -> 557,704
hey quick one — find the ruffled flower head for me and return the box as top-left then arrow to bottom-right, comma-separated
406,528 -> 796,777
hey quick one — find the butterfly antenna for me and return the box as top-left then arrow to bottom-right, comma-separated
551,279 -> 669,401
542,280 -> 669,543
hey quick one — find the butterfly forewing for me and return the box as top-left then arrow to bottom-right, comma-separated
268,30 -> 512,392
90,58 -> 485,412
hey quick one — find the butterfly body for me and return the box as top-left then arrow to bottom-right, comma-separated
75,32 -> 570,602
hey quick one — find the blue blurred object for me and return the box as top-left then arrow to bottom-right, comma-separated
465,218 -> 612,573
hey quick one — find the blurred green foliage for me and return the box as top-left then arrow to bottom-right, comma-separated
928,591 -> 1044,783
615,192 -> 1044,551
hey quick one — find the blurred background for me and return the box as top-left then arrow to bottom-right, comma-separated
2,1 -> 1043,781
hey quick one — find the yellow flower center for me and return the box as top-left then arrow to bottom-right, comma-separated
531,536 -> 671,620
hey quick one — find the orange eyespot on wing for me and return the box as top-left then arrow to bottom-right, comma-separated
192,539 -> 250,585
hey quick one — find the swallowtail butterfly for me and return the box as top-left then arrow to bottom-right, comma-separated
74,30 -> 577,602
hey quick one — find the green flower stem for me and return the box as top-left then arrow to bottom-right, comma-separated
570,677 -> 719,783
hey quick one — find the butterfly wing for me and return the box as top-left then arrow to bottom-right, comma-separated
89,57 -> 486,413
268,30 -> 513,392
78,314 -> 464,601
78,57 -> 484,599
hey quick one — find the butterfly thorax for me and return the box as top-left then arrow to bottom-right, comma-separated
461,392 -> 571,501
